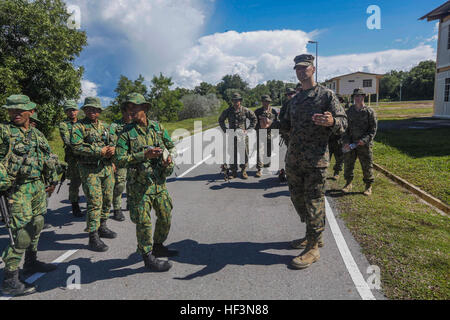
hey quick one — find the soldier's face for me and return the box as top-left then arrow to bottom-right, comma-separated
127,104 -> 147,123
287,93 -> 295,100
122,109 -> 133,124
66,109 -> 79,120
354,95 -> 365,105
262,101 -> 270,108
232,99 -> 241,108
83,107 -> 101,121
8,109 -> 34,126
295,65 -> 315,82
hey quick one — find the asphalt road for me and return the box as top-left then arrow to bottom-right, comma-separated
0,128 -> 386,300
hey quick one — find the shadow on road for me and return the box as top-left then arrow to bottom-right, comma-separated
169,239 -> 295,280
210,177 -> 281,191
263,190 -> 290,198
325,189 -> 363,198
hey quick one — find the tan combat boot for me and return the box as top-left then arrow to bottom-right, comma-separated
229,170 -> 237,179
241,169 -> 248,179
342,181 -> 353,193
363,184 -> 372,196
255,169 -> 262,178
290,234 -> 324,249
291,241 -> 320,269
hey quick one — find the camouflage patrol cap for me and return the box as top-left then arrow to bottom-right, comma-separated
122,93 -> 151,108
2,95 -> 36,111
81,97 -> 103,111
63,100 -> 78,111
293,54 -> 315,69
30,112 -> 41,124
286,87 -> 296,95
231,93 -> 243,101
352,88 -> 366,96
261,95 -> 272,102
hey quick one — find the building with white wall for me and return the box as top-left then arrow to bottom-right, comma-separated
420,1 -> 450,119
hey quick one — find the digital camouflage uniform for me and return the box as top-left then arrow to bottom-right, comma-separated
0,96 -> 58,272
281,84 -> 347,243
255,95 -> 279,170
71,98 -> 115,233
218,93 -> 257,172
110,119 -> 128,212
59,101 -> 82,204
343,103 -> 378,186
115,120 -> 176,255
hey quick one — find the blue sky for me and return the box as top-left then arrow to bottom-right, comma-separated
70,0 -> 442,103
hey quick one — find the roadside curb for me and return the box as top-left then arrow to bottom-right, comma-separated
373,163 -> 450,215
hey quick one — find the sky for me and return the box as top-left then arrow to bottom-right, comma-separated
67,0 -> 444,104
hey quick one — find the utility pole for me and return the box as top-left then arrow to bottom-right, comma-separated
308,40 -> 318,83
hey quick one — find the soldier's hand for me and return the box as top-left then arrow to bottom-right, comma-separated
101,147 -> 110,158
144,147 -> 163,159
46,185 -> 56,197
357,140 -> 365,147
312,112 -> 334,127
112,163 -> 117,173
106,146 -> 116,157
343,144 -> 351,152
162,156 -> 172,167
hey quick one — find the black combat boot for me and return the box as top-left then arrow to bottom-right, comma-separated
23,250 -> 58,274
142,252 -> 172,272
98,219 -> 117,239
1,269 -> 36,296
88,231 -> 109,252
113,209 -> 125,222
152,243 -> 179,257
72,202 -> 83,217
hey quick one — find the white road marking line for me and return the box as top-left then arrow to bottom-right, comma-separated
0,249 -> 79,300
176,154 -> 213,179
177,147 -> 190,154
325,197 -> 376,300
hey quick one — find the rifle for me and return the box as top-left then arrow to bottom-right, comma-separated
57,171 -> 66,194
0,191 -> 15,247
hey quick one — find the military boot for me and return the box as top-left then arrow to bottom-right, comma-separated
255,169 -> 262,178
363,184 -> 372,196
23,250 -> 58,274
72,202 -> 83,217
142,252 -> 172,272
291,240 -> 320,270
1,269 -> 36,297
290,234 -> 324,249
152,243 -> 179,257
279,169 -> 287,182
88,231 -> 109,252
241,169 -> 248,179
98,219 -> 117,239
342,181 -> 353,193
113,209 -> 125,222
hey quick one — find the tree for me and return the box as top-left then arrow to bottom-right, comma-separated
0,0 -> 87,136
147,73 -> 183,122
216,74 -> 249,103
179,93 -> 221,120
194,82 -> 216,96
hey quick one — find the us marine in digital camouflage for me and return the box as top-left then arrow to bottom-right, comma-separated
114,93 -> 177,272
281,54 -> 347,269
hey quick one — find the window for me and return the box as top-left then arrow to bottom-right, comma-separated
363,79 -> 372,87
445,78 -> 450,102
348,80 -> 355,83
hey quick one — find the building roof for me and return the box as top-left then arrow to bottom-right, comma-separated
324,71 -> 384,82
419,1 -> 450,21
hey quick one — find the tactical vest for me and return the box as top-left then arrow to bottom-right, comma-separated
78,121 -> 114,166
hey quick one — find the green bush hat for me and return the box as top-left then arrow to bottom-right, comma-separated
261,94 -> 272,102
231,92 -> 243,101
63,100 -> 79,111
30,112 -> 41,124
81,96 -> 103,111
122,93 -> 151,109
352,88 -> 366,96
286,87 -> 296,95
293,54 -> 315,69
2,94 -> 36,111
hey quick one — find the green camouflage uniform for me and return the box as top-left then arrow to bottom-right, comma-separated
254,96 -> 279,169
71,115 -> 115,233
281,84 -> 347,242
114,120 -> 175,255
218,95 -> 257,171
343,104 -> 378,185
0,96 -> 58,271
59,118 -> 82,203
110,119 -> 128,211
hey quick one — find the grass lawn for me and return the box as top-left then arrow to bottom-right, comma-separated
327,163 -> 450,300
374,127 -> 450,205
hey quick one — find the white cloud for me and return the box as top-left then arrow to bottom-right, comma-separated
80,79 -> 98,101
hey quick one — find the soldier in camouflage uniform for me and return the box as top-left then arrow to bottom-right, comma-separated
110,105 -> 133,222
71,97 -> 117,252
342,88 -> 378,196
281,55 -> 347,269
0,95 -> 59,296
218,93 -> 257,179
59,100 -> 83,217
114,93 -> 177,272
254,95 -> 279,177
278,87 -> 298,182
328,94 -> 346,180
